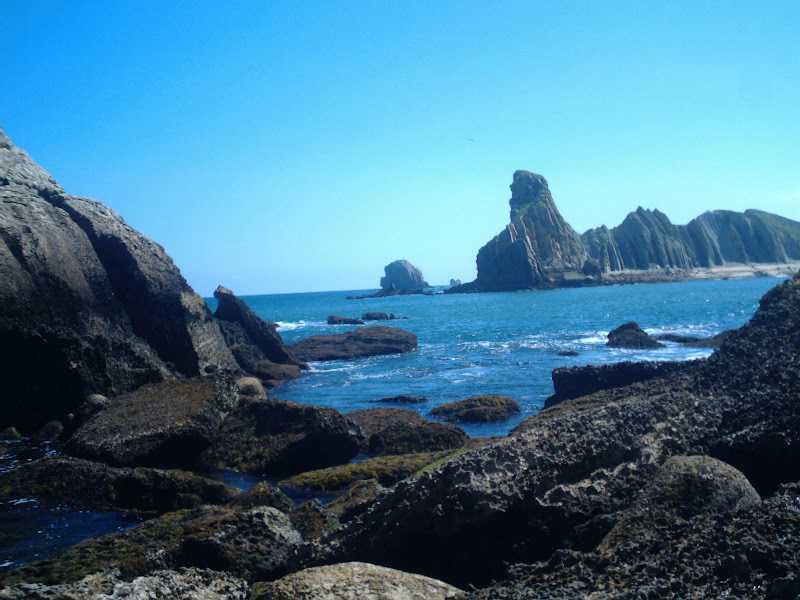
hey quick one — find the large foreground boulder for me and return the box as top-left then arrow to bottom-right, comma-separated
296,272 -> 800,587
0,130 -> 241,433
67,378 -> 237,469
201,398 -> 362,476
253,562 -> 463,600
289,326 -> 418,362
0,456 -> 236,514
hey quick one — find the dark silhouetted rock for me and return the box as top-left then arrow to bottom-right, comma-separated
2,505 -> 301,585
606,321 -> 664,348
582,258 -> 602,277
289,326 -> 417,362
0,456 -> 236,513
380,259 -> 429,291
67,377 -> 237,469
556,350 -> 579,357
369,395 -> 429,404
430,395 -> 521,423
327,315 -> 365,325
656,329 -> 734,347
362,312 -> 390,321
202,397 -> 362,476
545,360 -> 689,408
31,420 -> 64,442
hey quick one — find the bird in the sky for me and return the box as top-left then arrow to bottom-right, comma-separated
467,138 -> 477,142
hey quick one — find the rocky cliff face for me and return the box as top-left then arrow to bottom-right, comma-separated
454,171 -> 800,292
0,130 -> 294,431
469,171 -> 586,291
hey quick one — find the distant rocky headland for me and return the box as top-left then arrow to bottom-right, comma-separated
449,170 -> 800,293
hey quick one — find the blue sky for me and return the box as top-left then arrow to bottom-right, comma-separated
2,1 -> 799,294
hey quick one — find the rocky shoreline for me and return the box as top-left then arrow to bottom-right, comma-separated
2,131 -> 800,598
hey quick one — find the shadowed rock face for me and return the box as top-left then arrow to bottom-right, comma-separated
298,272 -> 800,588
0,130 -> 238,432
380,259 -> 429,291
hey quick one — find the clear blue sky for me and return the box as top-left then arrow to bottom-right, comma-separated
2,1 -> 799,295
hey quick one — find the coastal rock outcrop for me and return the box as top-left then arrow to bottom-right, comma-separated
449,169 -> 800,293
606,321 -> 663,348
380,259 -> 429,291
289,326 -> 418,362
296,272 -> 800,587
67,377 -> 237,469
0,130 -> 244,433
327,315 -> 365,325
429,395 -> 521,423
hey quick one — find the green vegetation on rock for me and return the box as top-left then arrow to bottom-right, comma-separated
430,395 -> 521,423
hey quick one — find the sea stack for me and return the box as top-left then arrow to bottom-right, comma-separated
380,259 -> 429,291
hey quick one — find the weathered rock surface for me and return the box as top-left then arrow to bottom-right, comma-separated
346,408 -> 428,443
606,321 -> 663,348
326,479 -> 386,522
380,259 -> 429,291
430,395 -> 521,423
0,567 -> 249,600
327,315 -> 364,325
67,378 -> 237,469
201,397 -> 362,476
362,311 -> 392,321
3,505 -> 302,585
289,326 -> 418,362
0,456 -> 236,513
213,286 -> 306,386
297,272 -> 800,588
369,395 -> 429,404
288,499 -> 340,541
252,562 -> 463,600
0,130 -> 243,433
448,168 -> 800,293
545,360 -> 689,408
369,422 -> 468,457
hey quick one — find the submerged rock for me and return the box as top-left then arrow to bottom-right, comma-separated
380,259 -> 429,291
429,395 -> 521,423
369,395 -> 429,404
67,377 -> 238,469
202,397 -> 362,476
606,321 -> 663,348
0,456 -> 236,514
289,326 -> 417,362
252,562 -> 463,600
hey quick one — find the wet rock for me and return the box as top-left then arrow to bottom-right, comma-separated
252,562 -> 463,600
2,505 -> 302,585
369,422 -> 468,457
606,321 -> 663,348
362,312 -> 391,321
380,259 -> 429,291
346,407 -> 428,440
202,397 -> 361,476
289,326 -> 417,362
327,315 -> 365,325
0,456 -> 236,514
656,329 -> 734,347
556,350 -> 579,357
67,377 -> 237,469
545,360 -> 689,408
429,395 -> 521,423
369,395 -> 429,405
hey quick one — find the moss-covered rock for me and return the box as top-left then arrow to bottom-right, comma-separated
278,450 -> 464,492
2,505 -> 301,586
0,456 -> 236,514
202,397 -> 362,476
289,499 -> 340,540
225,481 -> 294,513
369,421 -> 468,456
66,377 -> 238,469
326,479 -> 385,522
429,395 -> 521,423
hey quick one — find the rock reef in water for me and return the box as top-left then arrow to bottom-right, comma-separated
289,326 -> 418,362
450,171 -> 800,293
606,321 -> 664,348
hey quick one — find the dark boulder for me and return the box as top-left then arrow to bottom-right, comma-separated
430,395 -> 521,423
369,395 -> 429,404
289,326 -> 417,362
202,397 -> 362,476
2,504 -> 302,585
545,360 -> 690,408
369,422 -> 468,457
346,407 -> 428,440
606,321 -> 663,348
656,329 -> 734,347
67,377 -> 237,469
327,315 -> 365,325
582,258 -> 602,277
556,350 -> 579,357
362,312 -> 390,321
380,259 -> 429,291
0,456 -> 236,514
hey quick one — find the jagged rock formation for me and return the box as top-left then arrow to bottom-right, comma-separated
0,131 -> 302,432
380,259 -> 429,291
451,171 -> 800,293
297,271 -> 800,588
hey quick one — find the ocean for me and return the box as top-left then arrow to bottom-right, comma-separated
0,275 -> 787,571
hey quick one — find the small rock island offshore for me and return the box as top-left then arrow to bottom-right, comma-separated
448,170 -> 800,293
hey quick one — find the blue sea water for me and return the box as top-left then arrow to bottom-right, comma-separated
211,276 -> 786,437
0,275 -> 787,573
